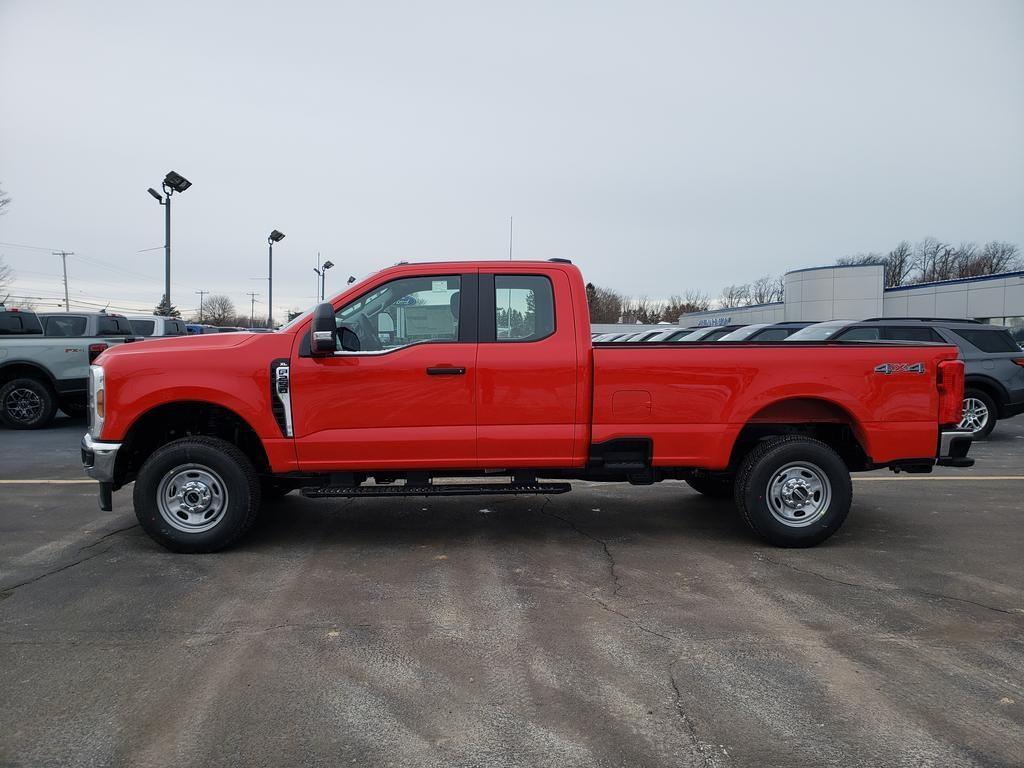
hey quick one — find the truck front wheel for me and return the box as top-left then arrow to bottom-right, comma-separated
133,437 -> 262,553
0,377 -> 57,429
734,436 -> 852,547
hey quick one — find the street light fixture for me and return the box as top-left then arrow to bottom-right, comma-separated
147,170 -> 191,312
314,259 -> 334,301
267,230 -> 285,327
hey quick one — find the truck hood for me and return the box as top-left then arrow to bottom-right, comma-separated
97,332 -> 258,361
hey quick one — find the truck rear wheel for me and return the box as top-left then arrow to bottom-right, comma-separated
0,377 -> 57,429
734,436 -> 852,547
133,436 -> 262,553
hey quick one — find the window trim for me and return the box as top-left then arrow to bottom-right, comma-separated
481,273 -> 557,344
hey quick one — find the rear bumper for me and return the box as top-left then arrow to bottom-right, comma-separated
937,429 -> 973,468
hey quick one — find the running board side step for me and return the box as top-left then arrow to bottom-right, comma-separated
301,482 -> 571,499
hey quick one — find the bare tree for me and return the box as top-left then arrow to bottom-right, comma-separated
0,257 -> 11,295
885,241 -> 913,287
0,182 -> 10,216
620,297 -> 661,324
975,241 -> 1020,275
750,275 -> 785,304
718,283 -> 751,309
200,294 -> 236,325
660,290 -> 711,321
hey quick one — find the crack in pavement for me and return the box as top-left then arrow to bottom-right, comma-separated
535,497 -> 727,764
670,660 -> 726,768
0,544 -> 116,597
538,496 -> 624,597
0,523 -> 138,597
754,553 -> 1021,617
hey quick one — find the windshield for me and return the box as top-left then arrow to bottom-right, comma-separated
719,324 -> 769,341
786,322 -> 851,341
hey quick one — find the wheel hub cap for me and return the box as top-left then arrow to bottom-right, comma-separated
780,478 -> 813,509
958,398 -> 989,434
767,461 -> 832,528
156,465 -> 229,533
5,388 -> 43,422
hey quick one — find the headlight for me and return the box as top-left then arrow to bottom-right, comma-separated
89,365 -> 105,437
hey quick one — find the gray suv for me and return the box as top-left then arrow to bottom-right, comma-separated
789,318 -> 1024,438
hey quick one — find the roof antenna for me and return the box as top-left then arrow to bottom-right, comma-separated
509,215 -> 513,260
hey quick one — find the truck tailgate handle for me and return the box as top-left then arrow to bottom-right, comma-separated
426,367 -> 466,376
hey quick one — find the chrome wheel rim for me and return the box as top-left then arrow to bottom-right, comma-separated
156,464 -> 229,533
4,387 -> 44,423
767,461 -> 831,527
958,398 -> 989,434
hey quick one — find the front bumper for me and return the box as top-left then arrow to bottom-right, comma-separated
937,429 -> 973,468
82,434 -> 121,511
81,433 -> 121,482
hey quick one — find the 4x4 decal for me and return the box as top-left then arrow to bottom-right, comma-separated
874,362 -> 925,375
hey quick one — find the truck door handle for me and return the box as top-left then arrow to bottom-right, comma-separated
426,367 -> 466,376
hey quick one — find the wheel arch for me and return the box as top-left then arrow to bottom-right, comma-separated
114,400 -> 270,489
0,360 -> 58,388
730,396 -> 871,471
963,375 -> 1007,408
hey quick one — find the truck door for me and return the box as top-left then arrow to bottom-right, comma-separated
290,271 -> 478,471
475,269 -> 579,466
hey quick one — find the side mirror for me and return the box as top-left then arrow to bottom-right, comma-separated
310,303 -> 338,355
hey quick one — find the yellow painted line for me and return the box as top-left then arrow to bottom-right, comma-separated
0,479 -> 95,484
854,476 -> 1024,482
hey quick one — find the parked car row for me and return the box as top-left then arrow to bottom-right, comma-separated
0,306 -> 268,429
593,317 -> 1024,438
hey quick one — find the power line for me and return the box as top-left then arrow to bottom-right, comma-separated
246,292 -> 260,327
195,290 -> 208,322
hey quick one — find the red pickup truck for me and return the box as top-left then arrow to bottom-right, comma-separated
82,259 -> 973,552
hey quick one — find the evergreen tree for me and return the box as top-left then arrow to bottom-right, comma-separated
154,296 -> 181,318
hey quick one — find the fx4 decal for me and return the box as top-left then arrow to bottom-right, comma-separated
874,362 -> 925,375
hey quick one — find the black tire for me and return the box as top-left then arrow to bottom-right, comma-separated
959,388 -> 997,440
133,436 -> 262,553
734,436 -> 852,548
685,473 -> 735,499
0,377 -> 58,429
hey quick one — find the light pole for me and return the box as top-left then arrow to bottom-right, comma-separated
313,260 -> 334,301
267,230 -> 285,327
147,170 -> 191,312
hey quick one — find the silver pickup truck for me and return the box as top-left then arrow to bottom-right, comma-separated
0,308 -> 132,429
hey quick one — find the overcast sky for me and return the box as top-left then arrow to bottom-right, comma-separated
1,0 -> 1022,320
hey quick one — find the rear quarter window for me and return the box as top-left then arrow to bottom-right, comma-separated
131,319 -> 156,336
951,328 -> 1020,353
98,316 -> 133,335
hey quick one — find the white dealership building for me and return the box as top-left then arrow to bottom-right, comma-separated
676,264 -> 1024,341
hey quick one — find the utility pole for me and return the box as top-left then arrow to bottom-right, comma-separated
246,292 -> 259,327
194,290 -> 208,322
52,251 -> 74,311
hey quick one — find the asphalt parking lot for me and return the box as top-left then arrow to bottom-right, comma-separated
1,417 -> 1023,768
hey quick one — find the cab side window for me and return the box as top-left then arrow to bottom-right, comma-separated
494,275 -> 555,342
884,326 -> 943,342
335,275 -> 461,352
